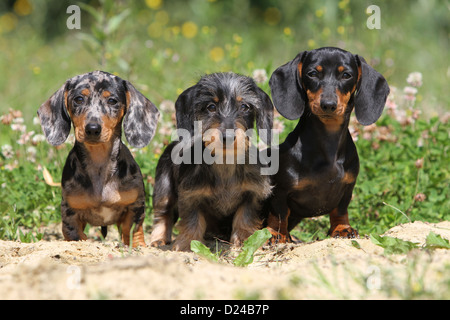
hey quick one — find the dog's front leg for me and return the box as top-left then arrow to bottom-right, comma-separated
327,186 -> 358,238
117,200 -> 146,247
230,198 -> 263,247
61,199 -> 88,241
266,191 -> 292,244
173,208 -> 206,251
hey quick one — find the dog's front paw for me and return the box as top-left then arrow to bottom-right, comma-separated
328,225 -> 359,238
173,238 -> 197,252
150,239 -> 169,247
266,227 -> 292,244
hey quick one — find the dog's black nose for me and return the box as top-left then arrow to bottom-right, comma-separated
85,123 -> 102,137
320,100 -> 337,113
222,130 -> 236,146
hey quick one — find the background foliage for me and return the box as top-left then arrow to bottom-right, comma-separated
0,0 -> 448,241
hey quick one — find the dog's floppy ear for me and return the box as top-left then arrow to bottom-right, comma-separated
123,80 -> 160,148
37,81 -> 72,146
269,51 -> 307,120
354,55 -> 390,126
174,85 -> 197,137
255,87 -> 274,145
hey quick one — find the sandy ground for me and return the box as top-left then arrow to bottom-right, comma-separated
0,220 -> 449,300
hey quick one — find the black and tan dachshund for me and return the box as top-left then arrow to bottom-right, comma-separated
150,72 -> 274,251
266,47 -> 389,242
38,71 -> 159,247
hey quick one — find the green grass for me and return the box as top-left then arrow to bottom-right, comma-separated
0,0 -> 449,241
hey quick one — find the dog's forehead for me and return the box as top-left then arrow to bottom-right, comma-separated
68,71 -> 122,92
306,48 -> 355,69
199,73 -> 258,101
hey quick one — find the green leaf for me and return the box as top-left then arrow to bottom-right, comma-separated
106,9 -> 131,34
77,2 -> 102,22
190,240 -> 218,262
351,240 -> 361,249
76,33 -> 101,49
233,229 -> 272,267
370,234 -> 419,255
91,25 -> 106,42
369,234 -> 383,246
424,232 -> 450,249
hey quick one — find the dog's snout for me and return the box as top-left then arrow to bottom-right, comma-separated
222,129 -> 236,146
85,123 -> 102,137
320,100 -> 337,113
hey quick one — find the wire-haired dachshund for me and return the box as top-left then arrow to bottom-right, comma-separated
150,72 -> 274,251
37,71 -> 159,247
266,47 -> 389,242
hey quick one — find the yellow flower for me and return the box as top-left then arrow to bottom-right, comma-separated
283,27 -> 292,36
13,0 -> 32,16
315,8 -> 324,18
0,13 -> 18,33
210,47 -> 225,62
202,26 -> 210,35
307,39 -> 316,49
148,22 -> 163,38
151,58 -> 160,68
264,7 -> 281,26
155,10 -> 169,25
181,21 -> 198,39
33,66 -> 40,75
233,34 -> 243,44
171,26 -> 180,36
337,26 -> 345,35
338,0 -> 349,10
146,0 -> 162,10
230,45 -> 240,59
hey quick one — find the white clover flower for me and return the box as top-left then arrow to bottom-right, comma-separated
158,122 -> 175,136
159,100 -> 175,113
11,121 -> 26,132
26,146 -> 37,162
406,72 -> 423,87
403,86 -> 418,102
272,118 -> 285,134
252,69 -> 268,84
18,130 -> 34,145
1,144 -> 14,159
403,86 -> 418,95
13,116 -> 24,123
32,133 -> 46,145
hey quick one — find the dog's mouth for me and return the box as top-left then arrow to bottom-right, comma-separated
204,135 -> 236,150
202,128 -> 249,158
83,139 -> 104,145
74,125 -> 113,146
318,114 -> 334,119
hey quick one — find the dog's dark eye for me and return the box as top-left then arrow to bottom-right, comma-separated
308,70 -> 319,78
206,104 -> 217,112
342,72 -> 352,80
107,98 -> 118,105
241,104 -> 250,112
74,96 -> 84,105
